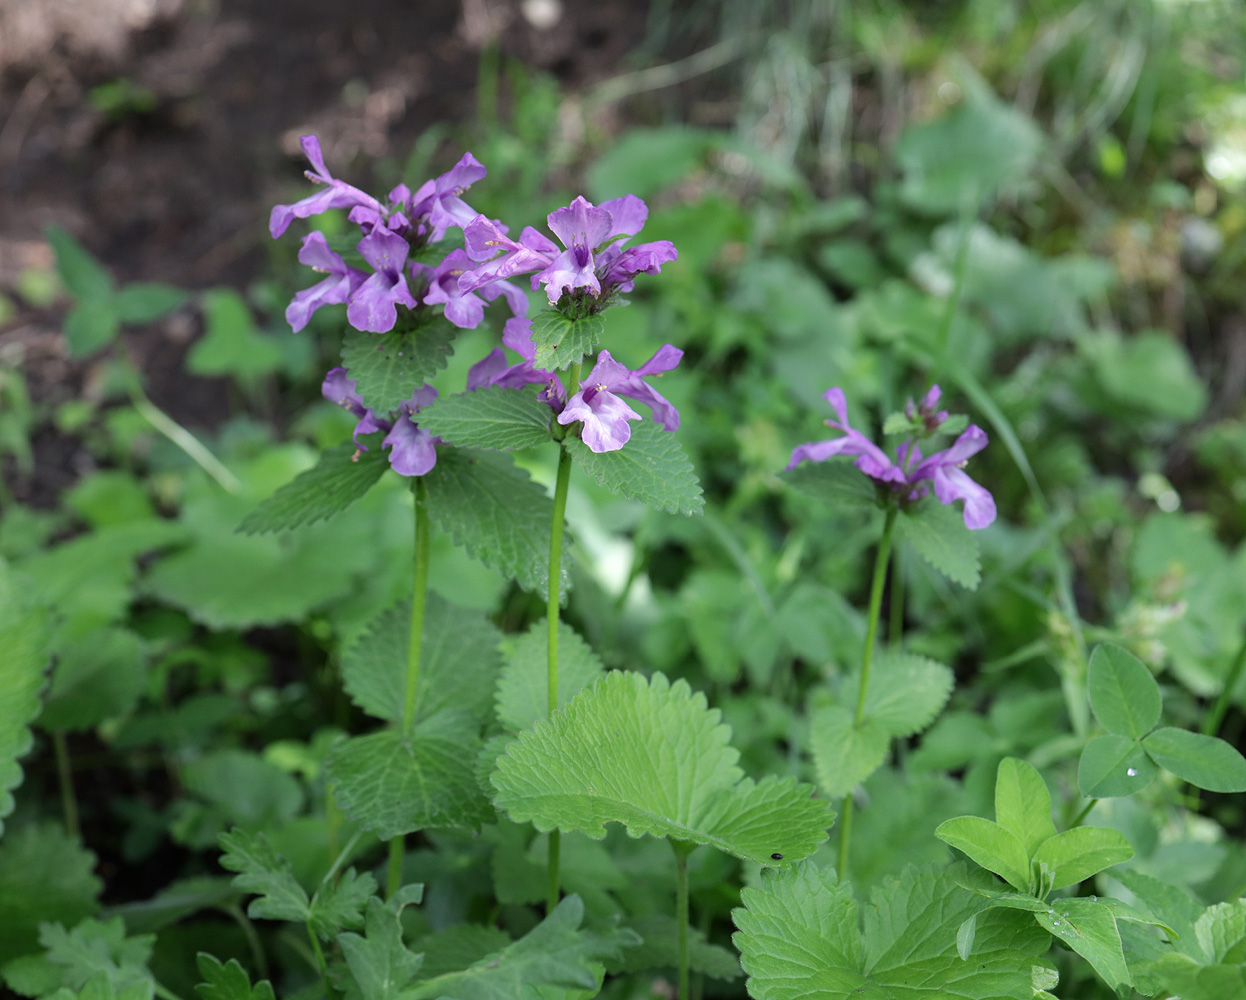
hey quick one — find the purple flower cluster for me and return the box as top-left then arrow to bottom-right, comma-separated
322,367 -> 439,477
787,385 -> 996,529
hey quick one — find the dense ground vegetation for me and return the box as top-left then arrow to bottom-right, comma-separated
3,2 -> 1246,999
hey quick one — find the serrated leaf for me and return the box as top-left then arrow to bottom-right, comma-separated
47,227 -> 114,302
896,500 -> 980,589
1088,644 -> 1162,740
409,924 -> 509,982
1142,727 -> 1246,792
1108,868 -> 1203,960
783,462 -> 881,509
732,861 -> 1048,999
40,628 -> 146,732
491,671 -> 832,865
610,914 -> 741,981
862,652 -> 954,738
217,829 -> 310,925
495,621 -> 605,733
419,386 -> 554,451
113,284 -> 186,324
308,867 -> 376,940
935,816 -> 1030,892
64,305 -> 121,357
193,955 -> 275,1000
1037,897 -> 1130,995
340,318 -> 458,414
0,825 -> 101,965
336,897 -> 424,1000
424,447 -> 564,597
326,723 -> 493,839
404,895 -> 635,1000
1078,734 -> 1157,798
566,422 -> 704,515
1196,900 -> 1246,963
0,564 -> 50,835
808,704 -> 889,799
994,758 -> 1056,858
530,310 -> 605,371
1031,827 -> 1133,890
1144,954 -> 1246,1000
37,917 -> 155,995
341,594 -> 501,727
238,442 -> 388,534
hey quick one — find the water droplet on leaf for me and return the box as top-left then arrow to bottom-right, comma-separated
1127,767 -> 1138,776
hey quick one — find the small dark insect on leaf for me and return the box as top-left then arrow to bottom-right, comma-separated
770,853 -> 783,860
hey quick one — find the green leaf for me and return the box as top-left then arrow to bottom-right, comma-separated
0,824 -> 101,965
326,723 -> 494,839
566,422 -> 704,515
1144,954 -> 1246,1000
419,386 -> 554,451
1077,734 -> 1157,798
896,500 -> 981,589
113,284 -> 186,324
183,750 -> 304,834
935,816 -> 1031,892
47,227 -> 114,302
808,705 -> 889,799
491,671 -> 832,865
733,861 -> 1048,999
308,867 -> 375,940
217,829 -> 310,925
35,917 -> 155,995
0,563 -> 50,835
609,914 -> 741,981
340,318 -> 458,414
1141,900 -> 1246,999
783,462 -> 879,509
424,447 -> 564,597
237,442 -> 389,534
863,652 -> 954,737
495,620 -> 605,733
1031,827 -> 1133,890
1108,868 -> 1203,960
187,289 -> 283,382
341,594 -> 502,726
193,954 -> 275,1000
530,310 -> 605,371
404,895 -> 636,1000
336,897 -> 424,1000
64,304 -> 120,357
993,758 -> 1056,858
1036,897 -> 1130,995
1196,900 -> 1246,963
1088,644 -> 1162,740
1142,727 -> 1246,792
40,627 -> 146,731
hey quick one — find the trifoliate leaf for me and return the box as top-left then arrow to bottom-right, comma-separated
808,705 -> 889,799
1142,727 -> 1246,792
424,447 -> 565,597
340,318 -> 458,414
1030,827 -> 1133,890
566,422 -> 704,515
495,620 -> 605,733
237,442 -> 389,534
491,671 -> 832,865
39,628 -> 146,732
732,861 -> 1048,999
187,289 -> 282,384
609,914 -> 741,981
341,594 -> 501,727
862,652 -> 954,738
530,310 -> 605,371
336,897 -> 424,1000
0,824 -> 101,965
404,895 -> 635,1000
308,867 -> 376,940
1077,734 -> 1157,798
326,722 -> 493,839
1087,644 -> 1162,740
419,386 -> 554,451
0,563 -> 49,835
193,954 -> 275,1000
896,501 -> 980,589
993,758 -> 1056,858
782,462 -> 879,509
112,283 -> 186,324
217,829 -> 310,926
1036,897 -> 1130,995
63,305 -> 120,357
935,816 -> 1031,892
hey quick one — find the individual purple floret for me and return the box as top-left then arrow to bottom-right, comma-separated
556,346 -> 684,453
422,249 -> 528,330
407,153 -> 488,242
459,194 -> 677,308
466,317 -> 559,395
322,367 -> 439,476
786,385 -> 996,529
270,136 -> 385,239
346,225 -> 419,333
285,232 -> 367,333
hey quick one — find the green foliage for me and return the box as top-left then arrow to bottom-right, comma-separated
530,310 -> 604,371
495,620 -> 605,733
340,318 -> 458,413
193,955 -> 275,1000
5,918 -> 155,999
336,896 -> 424,1000
186,289 -> 282,386
1087,643 -> 1162,740
0,563 -> 49,835
566,422 -> 704,515
39,628 -> 146,732
0,825 -> 102,964
237,441 -> 389,534
492,671 -> 832,864
895,501 -> 981,589
419,386 -> 554,451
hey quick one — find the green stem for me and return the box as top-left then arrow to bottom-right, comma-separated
672,840 -> 693,1000
1069,799 -> 1097,828
306,924 -> 328,979
221,903 -> 269,981
888,547 -> 904,649
387,838 -> 404,900
545,362 -> 580,913
1204,628 -> 1246,737
126,377 -> 241,494
52,730 -> 79,840
838,508 -> 897,880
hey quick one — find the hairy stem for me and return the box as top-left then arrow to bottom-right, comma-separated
673,840 -> 693,1000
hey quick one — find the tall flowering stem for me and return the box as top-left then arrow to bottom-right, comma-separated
389,477 -> 431,898
838,507 -> 897,881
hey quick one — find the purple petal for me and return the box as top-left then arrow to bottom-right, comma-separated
286,270 -> 359,332
467,349 -> 509,391
383,418 -> 438,476
300,135 -> 332,182
558,387 -> 641,453
547,196 -> 613,253
619,378 -> 680,431
786,437 -> 861,471
583,350 -> 631,392
633,344 -> 683,377
932,465 -> 997,529
603,240 -> 678,287
503,317 -> 537,361
297,231 -> 345,271
322,366 -> 363,413
357,226 -> 410,276
600,194 -> 648,239
347,269 -> 417,333
536,247 -> 601,303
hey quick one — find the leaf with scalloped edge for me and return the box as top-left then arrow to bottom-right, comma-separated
0,563 -> 49,835
566,422 -> 704,515
491,671 -> 832,864
340,317 -> 458,414
237,442 -> 388,534
217,828 -> 310,926
896,500 -> 981,589
495,620 -> 605,734
530,310 -> 605,371
808,705 -> 889,799
419,386 -> 554,451
193,955 -> 276,1000
863,651 -> 954,738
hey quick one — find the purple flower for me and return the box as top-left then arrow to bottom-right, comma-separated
556,346 -> 684,453
285,232 -> 367,332
408,153 -> 488,242
270,136 -> 385,239
423,248 -> 527,330
322,367 -> 439,476
346,225 -> 418,333
786,385 -> 996,529
467,318 -> 561,396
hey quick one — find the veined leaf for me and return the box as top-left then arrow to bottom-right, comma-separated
237,442 -> 388,534
863,652 -> 954,738
935,816 -> 1030,892
1031,827 -> 1133,890
1088,644 -> 1162,740
495,620 -> 605,733
782,462 -> 879,510
341,317 -> 458,414
566,422 -> 704,515
336,897 -> 424,1000
1037,897 -> 1130,995
530,310 -> 605,371
491,671 -> 832,865
419,386 -> 554,451
193,955 -> 276,1000
896,500 -> 981,589
217,829 -> 310,925
39,628 -> 146,732
47,226 -> 114,302
1078,734 -> 1157,798
994,758 -> 1056,858
0,563 -> 50,835
1142,727 -> 1246,792
808,704 -> 889,799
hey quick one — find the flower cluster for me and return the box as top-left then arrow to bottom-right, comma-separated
787,385 -> 996,529
322,367 -> 439,477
